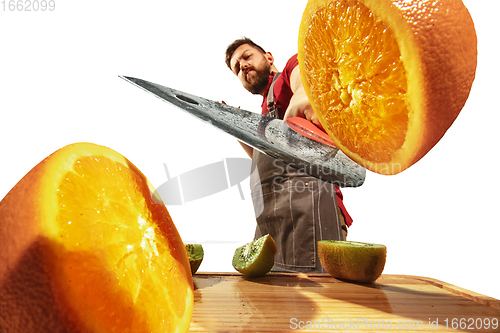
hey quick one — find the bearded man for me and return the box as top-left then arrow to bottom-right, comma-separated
225,37 -> 352,273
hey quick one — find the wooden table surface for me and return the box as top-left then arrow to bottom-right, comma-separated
189,273 -> 500,332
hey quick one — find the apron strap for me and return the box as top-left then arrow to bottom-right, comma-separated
266,72 -> 281,118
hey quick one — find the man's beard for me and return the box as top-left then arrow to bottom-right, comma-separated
243,63 -> 271,95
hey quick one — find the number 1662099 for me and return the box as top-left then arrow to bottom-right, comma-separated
443,317 -> 498,330
2,0 -> 55,11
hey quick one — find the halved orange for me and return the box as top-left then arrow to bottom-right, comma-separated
298,0 -> 477,174
0,142 -> 193,332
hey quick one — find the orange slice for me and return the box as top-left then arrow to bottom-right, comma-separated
0,142 -> 193,332
298,0 -> 477,174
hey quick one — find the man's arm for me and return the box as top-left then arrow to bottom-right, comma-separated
283,66 -> 324,130
239,141 -> 254,159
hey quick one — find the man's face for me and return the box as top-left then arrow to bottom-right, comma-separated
230,44 -> 272,95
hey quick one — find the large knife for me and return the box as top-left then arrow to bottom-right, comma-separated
119,76 -> 365,188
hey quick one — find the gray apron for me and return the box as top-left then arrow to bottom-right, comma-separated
249,73 -> 346,273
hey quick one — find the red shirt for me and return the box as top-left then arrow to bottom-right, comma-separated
261,54 -> 298,118
260,54 -> 353,226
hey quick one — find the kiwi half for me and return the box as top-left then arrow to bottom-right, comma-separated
185,244 -> 204,275
318,240 -> 386,283
232,234 -> 277,277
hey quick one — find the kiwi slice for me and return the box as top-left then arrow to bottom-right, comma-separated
185,244 -> 204,275
232,234 -> 277,277
318,240 -> 386,283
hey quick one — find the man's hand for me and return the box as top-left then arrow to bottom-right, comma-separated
284,66 -> 325,131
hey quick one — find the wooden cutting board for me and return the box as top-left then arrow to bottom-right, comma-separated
189,273 -> 500,332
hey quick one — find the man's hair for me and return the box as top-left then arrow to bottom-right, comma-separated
225,37 -> 266,70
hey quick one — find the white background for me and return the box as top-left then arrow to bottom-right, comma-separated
1,0 -> 499,301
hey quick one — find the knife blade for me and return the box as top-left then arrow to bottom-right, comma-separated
119,76 -> 365,188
